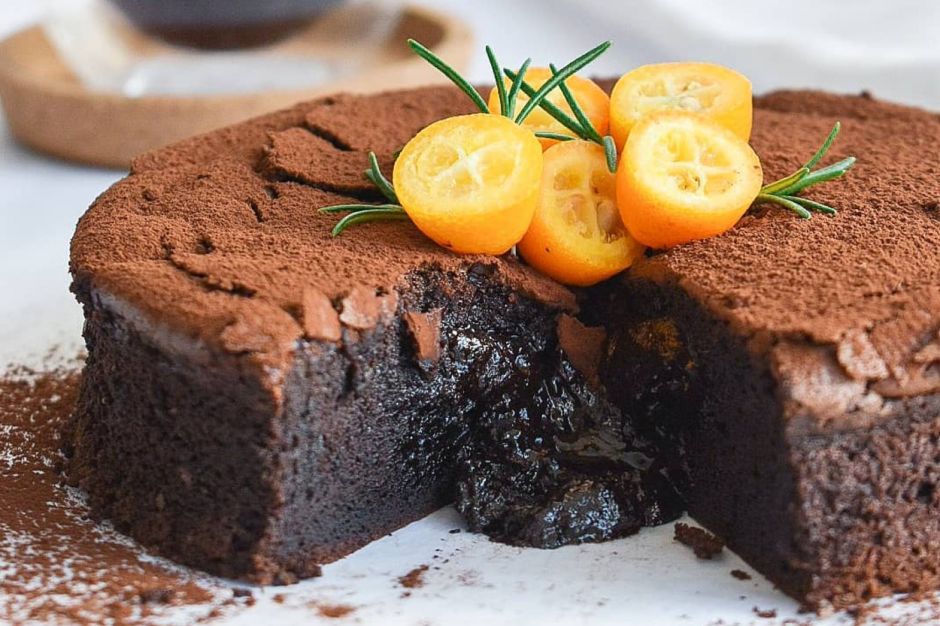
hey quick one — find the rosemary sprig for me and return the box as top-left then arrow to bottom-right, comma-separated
515,41 -> 611,123
533,131 -> 575,143
505,57 -> 532,119
486,45 -> 509,119
550,62 -> 619,173
318,152 -> 407,236
407,38 -> 610,132
504,62 -> 619,172
363,152 -> 397,203
753,122 -> 855,218
550,63 -> 601,142
329,208 -> 409,237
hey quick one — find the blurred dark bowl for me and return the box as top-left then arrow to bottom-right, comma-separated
108,0 -> 347,49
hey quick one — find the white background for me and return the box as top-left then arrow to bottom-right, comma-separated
1,2 -> 939,624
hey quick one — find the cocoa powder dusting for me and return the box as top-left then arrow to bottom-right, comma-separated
312,602 -> 356,618
0,364 -> 240,625
397,565 -> 429,589
674,522 -> 725,559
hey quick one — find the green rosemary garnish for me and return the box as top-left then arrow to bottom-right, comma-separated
407,38 -> 610,129
322,41 -> 612,236
320,154 -> 407,236
363,152 -> 397,203
514,42 -> 611,123
753,122 -> 855,218
486,45 -> 510,119
326,206 -> 410,236
503,63 -> 619,173
505,57 -> 532,119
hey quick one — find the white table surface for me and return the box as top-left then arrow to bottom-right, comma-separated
2,2 -> 938,624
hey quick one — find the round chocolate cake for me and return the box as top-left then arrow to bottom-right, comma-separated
67,82 -> 940,610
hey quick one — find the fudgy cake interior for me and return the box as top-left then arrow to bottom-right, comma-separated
67,83 -> 940,609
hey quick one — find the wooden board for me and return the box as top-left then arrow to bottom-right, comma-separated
0,4 -> 472,169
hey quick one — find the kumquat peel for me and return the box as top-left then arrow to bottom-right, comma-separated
319,40 -> 856,286
616,111 -> 763,249
489,68 -> 610,151
610,62 -> 753,150
393,114 -> 543,255
519,140 -> 644,286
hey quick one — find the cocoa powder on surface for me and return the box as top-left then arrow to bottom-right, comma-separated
0,362 -> 244,625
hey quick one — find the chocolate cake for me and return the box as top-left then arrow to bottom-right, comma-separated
66,82 -> 940,611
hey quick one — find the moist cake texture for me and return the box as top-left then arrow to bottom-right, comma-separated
67,83 -> 940,609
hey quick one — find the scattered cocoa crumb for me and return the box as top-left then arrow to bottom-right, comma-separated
0,362 -> 232,625
313,603 -> 356,618
202,607 -> 225,621
730,569 -> 752,581
398,564 -> 430,589
859,89 -> 874,100
753,606 -> 777,618
448,528 -> 461,534
272,593 -> 287,604
139,588 -> 176,604
674,522 -> 724,559
232,587 -> 253,598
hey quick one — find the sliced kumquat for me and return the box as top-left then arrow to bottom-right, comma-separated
616,111 -> 763,249
610,62 -> 752,149
519,140 -> 645,286
489,68 -> 610,149
393,113 -> 543,255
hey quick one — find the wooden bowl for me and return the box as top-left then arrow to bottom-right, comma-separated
0,4 -> 473,169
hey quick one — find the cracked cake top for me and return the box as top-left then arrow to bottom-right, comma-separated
70,85 -> 940,417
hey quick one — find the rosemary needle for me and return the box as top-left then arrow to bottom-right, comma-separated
754,122 -> 855,218
515,41 -> 611,124
549,63 -> 601,143
330,208 -> 409,237
486,45 -> 510,117
504,62 -> 620,172
505,58 -> 532,119
364,152 -> 398,203
318,152 -> 407,237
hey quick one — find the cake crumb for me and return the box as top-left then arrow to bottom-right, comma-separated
139,588 -> 176,604
398,565 -> 430,589
674,522 -> 724,559
753,606 -> 777,618
312,602 -> 356,618
730,569 -> 752,581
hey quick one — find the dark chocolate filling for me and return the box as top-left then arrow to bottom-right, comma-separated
433,266 -> 685,547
